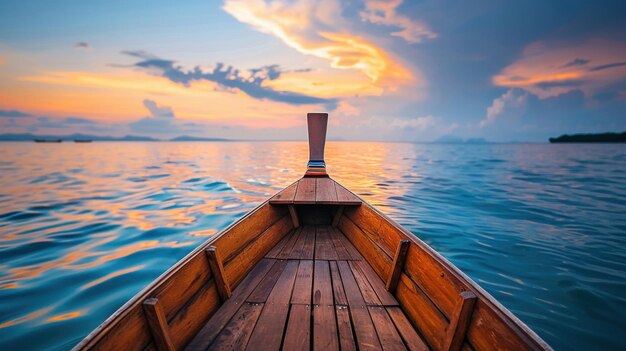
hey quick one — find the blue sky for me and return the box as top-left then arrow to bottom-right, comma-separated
1,0 -> 625,141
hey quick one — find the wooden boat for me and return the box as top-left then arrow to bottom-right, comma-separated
74,113 -> 551,351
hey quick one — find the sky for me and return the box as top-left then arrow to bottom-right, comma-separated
0,0 -> 625,142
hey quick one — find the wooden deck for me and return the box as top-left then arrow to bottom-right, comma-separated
269,178 -> 362,205
186,225 -> 428,351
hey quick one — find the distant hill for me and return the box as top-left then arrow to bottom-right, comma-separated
0,133 -> 160,141
169,135 -> 231,141
549,132 -> 626,143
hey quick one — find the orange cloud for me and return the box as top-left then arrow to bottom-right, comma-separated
222,0 -> 416,86
493,39 -> 626,98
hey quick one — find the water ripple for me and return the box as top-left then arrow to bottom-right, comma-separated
0,142 -> 625,350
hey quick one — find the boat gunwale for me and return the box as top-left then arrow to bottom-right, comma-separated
337,183 -> 553,351
73,177 -> 552,351
72,181 -> 297,351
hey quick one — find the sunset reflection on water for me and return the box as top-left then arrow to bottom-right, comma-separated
1,142 -> 625,350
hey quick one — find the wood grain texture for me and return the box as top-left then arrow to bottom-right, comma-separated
313,260 -> 333,306
206,246 -> 231,301
386,240 -> 410,293
294,177 -> 316,204
313,305 -> 339,351
247,260 -> 299,349
442,291 -> 477,351
186,259 -> 276,350
269,181 -> 299,204
329,261 -> 348,306
386,307 -> 429,351
316,177 -> 338,204
368,306 -> 407,351
291,260 -> 314,305
336,306 -> 356,351
284,304 -> 311,351
206,302 -> 263,351
354,260 -> 398,306
142,299 -> 175,351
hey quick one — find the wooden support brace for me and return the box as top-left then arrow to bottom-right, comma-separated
288,204 -> 299,228
386,240 -> 410,292
332,205 -> 344,227
205,246 -> 232,301
143,298 -> 175,351
441,291 -> 477,351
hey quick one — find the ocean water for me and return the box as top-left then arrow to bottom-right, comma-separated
0,141 -> 625,350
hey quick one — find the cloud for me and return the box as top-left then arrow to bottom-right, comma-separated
222,0 -> 415,84
493,39 -> 626,99
360,0 -> 436,44
0,109 -> 33,118
74,42 -> 91,50
562,58 -> 589,68
124,51 -> 337,109
481,89 -> 527,127
128,99 -> 188,134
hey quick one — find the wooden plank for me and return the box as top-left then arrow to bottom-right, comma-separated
349,261 -> 381,306
316,177 -> 338,203
350,306 -> 382,351
336,261 -> 365,307
247,260 -> 299,349
332,205 -> 344,227
265,232 -> 291,259
269,181 -> 298,204
313,260 -> 333,306
386,240 -> 410,293
395,274 -> 447,350
206,246 -> 232,301
315,226 -> 338,260
313,305 -> 339,351
291,260 -> 314,305
142,298 -> 175,351
278,227 -> 302,259
288,204 -> 300,228
153,253 -> 211,321
386,307 -> 429,351
331,227 -> 362,260
328,226 -> 351,260
289,226 -> 308,259
223,215 -> 293,288
247,260 -> 288,303
334,182 -> 361,205
368,306 -> 407,351
88,305 -> 152,351
355,261 -> 398,306
301,226 -> 316,259
329,261 -> 348,306
337,215 -> 392,282
336,306 -> 356,351
168,279 -> 221,349
215,203 -> 288,265
186,259 -> 276,350
442,291 -> 477,351
294,177 -> 316,204
284,304 -> 311,351
206,302 -> 263,351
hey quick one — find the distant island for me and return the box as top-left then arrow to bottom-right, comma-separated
0,133 -> 233,142
549,132 -> 626,143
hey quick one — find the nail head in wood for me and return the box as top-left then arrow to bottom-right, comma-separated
205,246 -> 232,301
442,291 -> 477,351
386,240 -> 411,292
143,298 -> 175,351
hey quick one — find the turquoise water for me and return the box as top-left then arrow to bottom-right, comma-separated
0,142 -> 625,350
